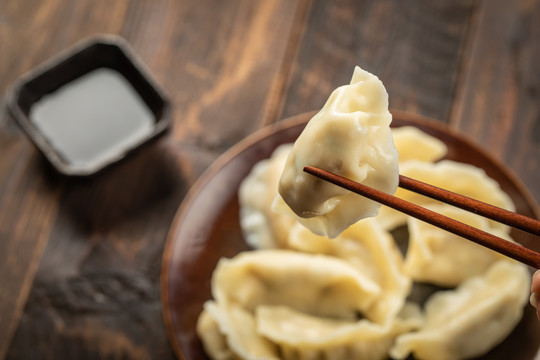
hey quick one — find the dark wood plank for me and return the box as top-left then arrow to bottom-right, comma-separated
0,0 -> 81,356
129,0 -> 304,151
0,0 -> 302,359
0,0 -> 137,357
450,0 -> 540,204
5,142 -> 185,360
0,129 -> 61,360
276,0 -> 476,123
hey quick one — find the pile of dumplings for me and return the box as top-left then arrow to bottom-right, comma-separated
196,68 -> 530,360
197,127 -> 530,360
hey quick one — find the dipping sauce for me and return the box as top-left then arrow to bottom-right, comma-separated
30,68 -> 154,173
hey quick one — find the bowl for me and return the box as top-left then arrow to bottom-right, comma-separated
161,111 -> 540,360
9,34 -> 171,176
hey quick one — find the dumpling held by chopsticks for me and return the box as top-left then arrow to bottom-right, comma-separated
274,66 -> 399,238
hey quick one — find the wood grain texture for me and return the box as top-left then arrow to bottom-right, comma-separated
6,142 -> 185,360
0,1 -> 75,356
146,0 -> 302,152
0,130 -> 60,360
276,0 -> 476,122
0,0 -> 301,359
450,0 -> 540,203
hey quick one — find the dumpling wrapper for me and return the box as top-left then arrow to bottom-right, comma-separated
275,66 -> 399,238
287,218 -> 411,324
392,126 -> 447,163
256,304 -> 423,360
197,301 -> 279,360
390,260 -> 530,360
238,144 -> 295,249
376,160 -> 515,232
196,307 -> 236,360
404,204 -> 513,287
212,249 -> 381,320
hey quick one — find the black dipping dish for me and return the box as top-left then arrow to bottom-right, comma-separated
9,34 -> 171,176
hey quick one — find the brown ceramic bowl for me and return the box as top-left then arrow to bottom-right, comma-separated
161,111 -> 540,360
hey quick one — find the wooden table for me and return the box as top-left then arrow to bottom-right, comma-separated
0,1 -> 539,359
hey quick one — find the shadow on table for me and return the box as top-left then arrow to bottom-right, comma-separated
38,138 -> 187,234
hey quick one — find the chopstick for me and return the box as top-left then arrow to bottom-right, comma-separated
398,175 -> 540,237
303,166 -> 540,269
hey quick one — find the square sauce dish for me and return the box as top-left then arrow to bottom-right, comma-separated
9,34 -> 171,176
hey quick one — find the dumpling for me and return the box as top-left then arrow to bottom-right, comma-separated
275,66 -> 399,238
392,126 -> 447,163
255,304 -> 423,360
238,144 -> 295,249
287,218 -> 411,324
376,160 -> 515,231
197,301 -> 279,360
390,260 -> 530,360
212,250 -> 381,320
404,204 -> 512,287
197,307 -> 236,360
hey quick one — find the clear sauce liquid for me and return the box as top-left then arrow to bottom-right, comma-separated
30,68 -> 154,173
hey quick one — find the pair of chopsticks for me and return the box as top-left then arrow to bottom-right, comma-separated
303,166 -> 540,268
